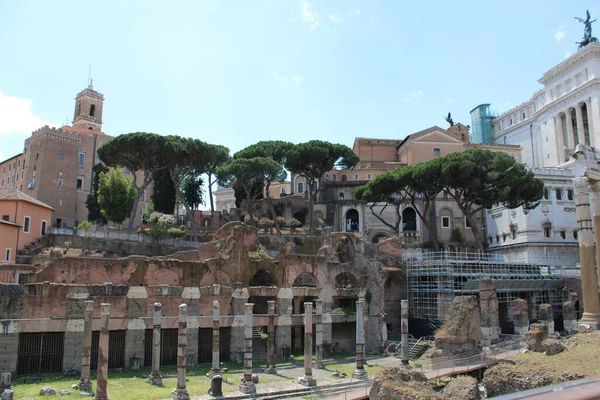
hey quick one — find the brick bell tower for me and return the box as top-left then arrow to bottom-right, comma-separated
72,81 -> 104,131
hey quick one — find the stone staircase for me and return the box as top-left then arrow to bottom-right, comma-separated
252,327 -> 268,362
408,338 -> 429,359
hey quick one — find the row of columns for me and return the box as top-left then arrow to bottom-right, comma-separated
76,298 -> 374,399
555,101 -> 595,153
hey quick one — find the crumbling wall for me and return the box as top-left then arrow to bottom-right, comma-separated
435,295 -> 481,352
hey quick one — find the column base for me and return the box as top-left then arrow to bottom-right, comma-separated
79,378 -> 93,392
263,366 -> 277,374
171,388 -> 190,400
579,313 -> 600,330
148,374 -> 163,386
208,369 -> 222,378
239,381 -> 256,394
298,375 -> 317,387
352,369 -> 368,379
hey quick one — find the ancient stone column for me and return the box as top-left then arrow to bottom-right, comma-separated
148,302 -> 163,385
479,277 -> 500,345
401,299 -> 409,366
172,304 -> 189,400
79,300 -> 94,392
353,299 -> 368,378
573,177 -> 600,329
511,298 -> 529,335
299,302 -> 317,386
590,182 -> 600,291
314,299 -> 325,369
563,301 -> 578,333
266,300 -> 277,373
239,303 -> 256,394
0,372 -> 12,393
210,300 -> 221,376
95,303 -> 110,400
538,304 -> 554,335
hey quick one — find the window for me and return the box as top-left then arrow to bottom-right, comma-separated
17,160 -> 20,167
522,112 -> 526,120
2,215 -> 9,221
544,227 -> 551,238
574,230 -> 578,240
567,189 -> 574,201
36,153 -> 39,160
367,174 -> 372,180
441,216 -> 451,228
8,164 -> 10,171
341,175 -> 347,182
543,188 -> 549,200
442,190 -> 449,200
58,179 -> 63,187
297,182 -> 304,194
560,231 -> 566,239
465,218 -> 471,228
280,187 -> 286,194
78,152 -> 85,165
354,174 -> 359,180
59,152 -> 64,160
509,118 -> 513,126
503,234 -> 507,242
433,148 -> 441,157
5,248 -> 11,262
1,179 -> 3,186
21,171 -> 23,179
23,216 -> 31,233
90,104 -> 96,117
339,192 -> 345,200
76,178 -> 83,190
555,189 -> 562,200
511,226 -> 517,239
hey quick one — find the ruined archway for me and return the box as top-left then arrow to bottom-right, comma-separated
334,272 -> 359,289
249,269 -> 277,287
292,272 -> 318,288
199,269 -> 231,286
345,209 -> 359,232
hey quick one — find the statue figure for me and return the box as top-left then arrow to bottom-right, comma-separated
575,10 -> 598,49
444,112 -> 454,127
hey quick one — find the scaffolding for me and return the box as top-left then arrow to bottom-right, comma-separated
405,251 -> 566,323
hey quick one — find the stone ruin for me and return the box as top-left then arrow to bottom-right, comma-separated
0,221 -> 405,397
434,295 -> 481,353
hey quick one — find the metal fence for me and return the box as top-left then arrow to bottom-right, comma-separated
48,227 -> 202,249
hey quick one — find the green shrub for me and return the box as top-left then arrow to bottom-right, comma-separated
293,236 -> 304,246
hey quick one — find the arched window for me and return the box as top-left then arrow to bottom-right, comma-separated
339,192 -> 345,200
341,175 -> 347,182
402,208 -> 417,231
90,104 -> 96,117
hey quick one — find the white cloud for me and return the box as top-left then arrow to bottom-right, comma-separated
399,90 -> 424,103
0,90 -> 55,136
301,0 -> 320,30
565,51 -> 572,59
445,98 -> 455,105
554,26 -> 565,42
329,14 -> 342,23
273,73 -> 303,85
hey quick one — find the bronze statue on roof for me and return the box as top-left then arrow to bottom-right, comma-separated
575,10 -> 598,50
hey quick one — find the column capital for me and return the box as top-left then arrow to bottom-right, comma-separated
573,177 -> 590,195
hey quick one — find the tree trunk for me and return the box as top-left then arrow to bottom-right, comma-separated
208,173 -> 215,212
466,212 -> 485,252
308,181 -> 315,235
411,200 -> 440,252
265,182 -> 281,234
128,190 -> 142,233
179,192 -> 198,242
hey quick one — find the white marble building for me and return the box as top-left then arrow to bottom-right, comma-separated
474,43 -> 600,268
490,43 -> 600,168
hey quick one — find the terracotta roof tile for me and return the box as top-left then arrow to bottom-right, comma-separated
0,188 -> 55,210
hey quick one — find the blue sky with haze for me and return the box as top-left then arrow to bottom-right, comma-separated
0,0 -> 597,162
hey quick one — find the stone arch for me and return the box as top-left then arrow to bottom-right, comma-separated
249,269 -> 277,287
334,272 -> 359,289
371,233 -> 389,243
292,272 -> 318,288
402,207 -> 417,231
466,244 -> 477,253
199,269 -> 231,286
345,208 -> 359,232
314,210 -> 324,221
447,244 -> 457,254
293,211 -> 306,226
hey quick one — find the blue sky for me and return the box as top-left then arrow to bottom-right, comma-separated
0,0 -> 597,162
